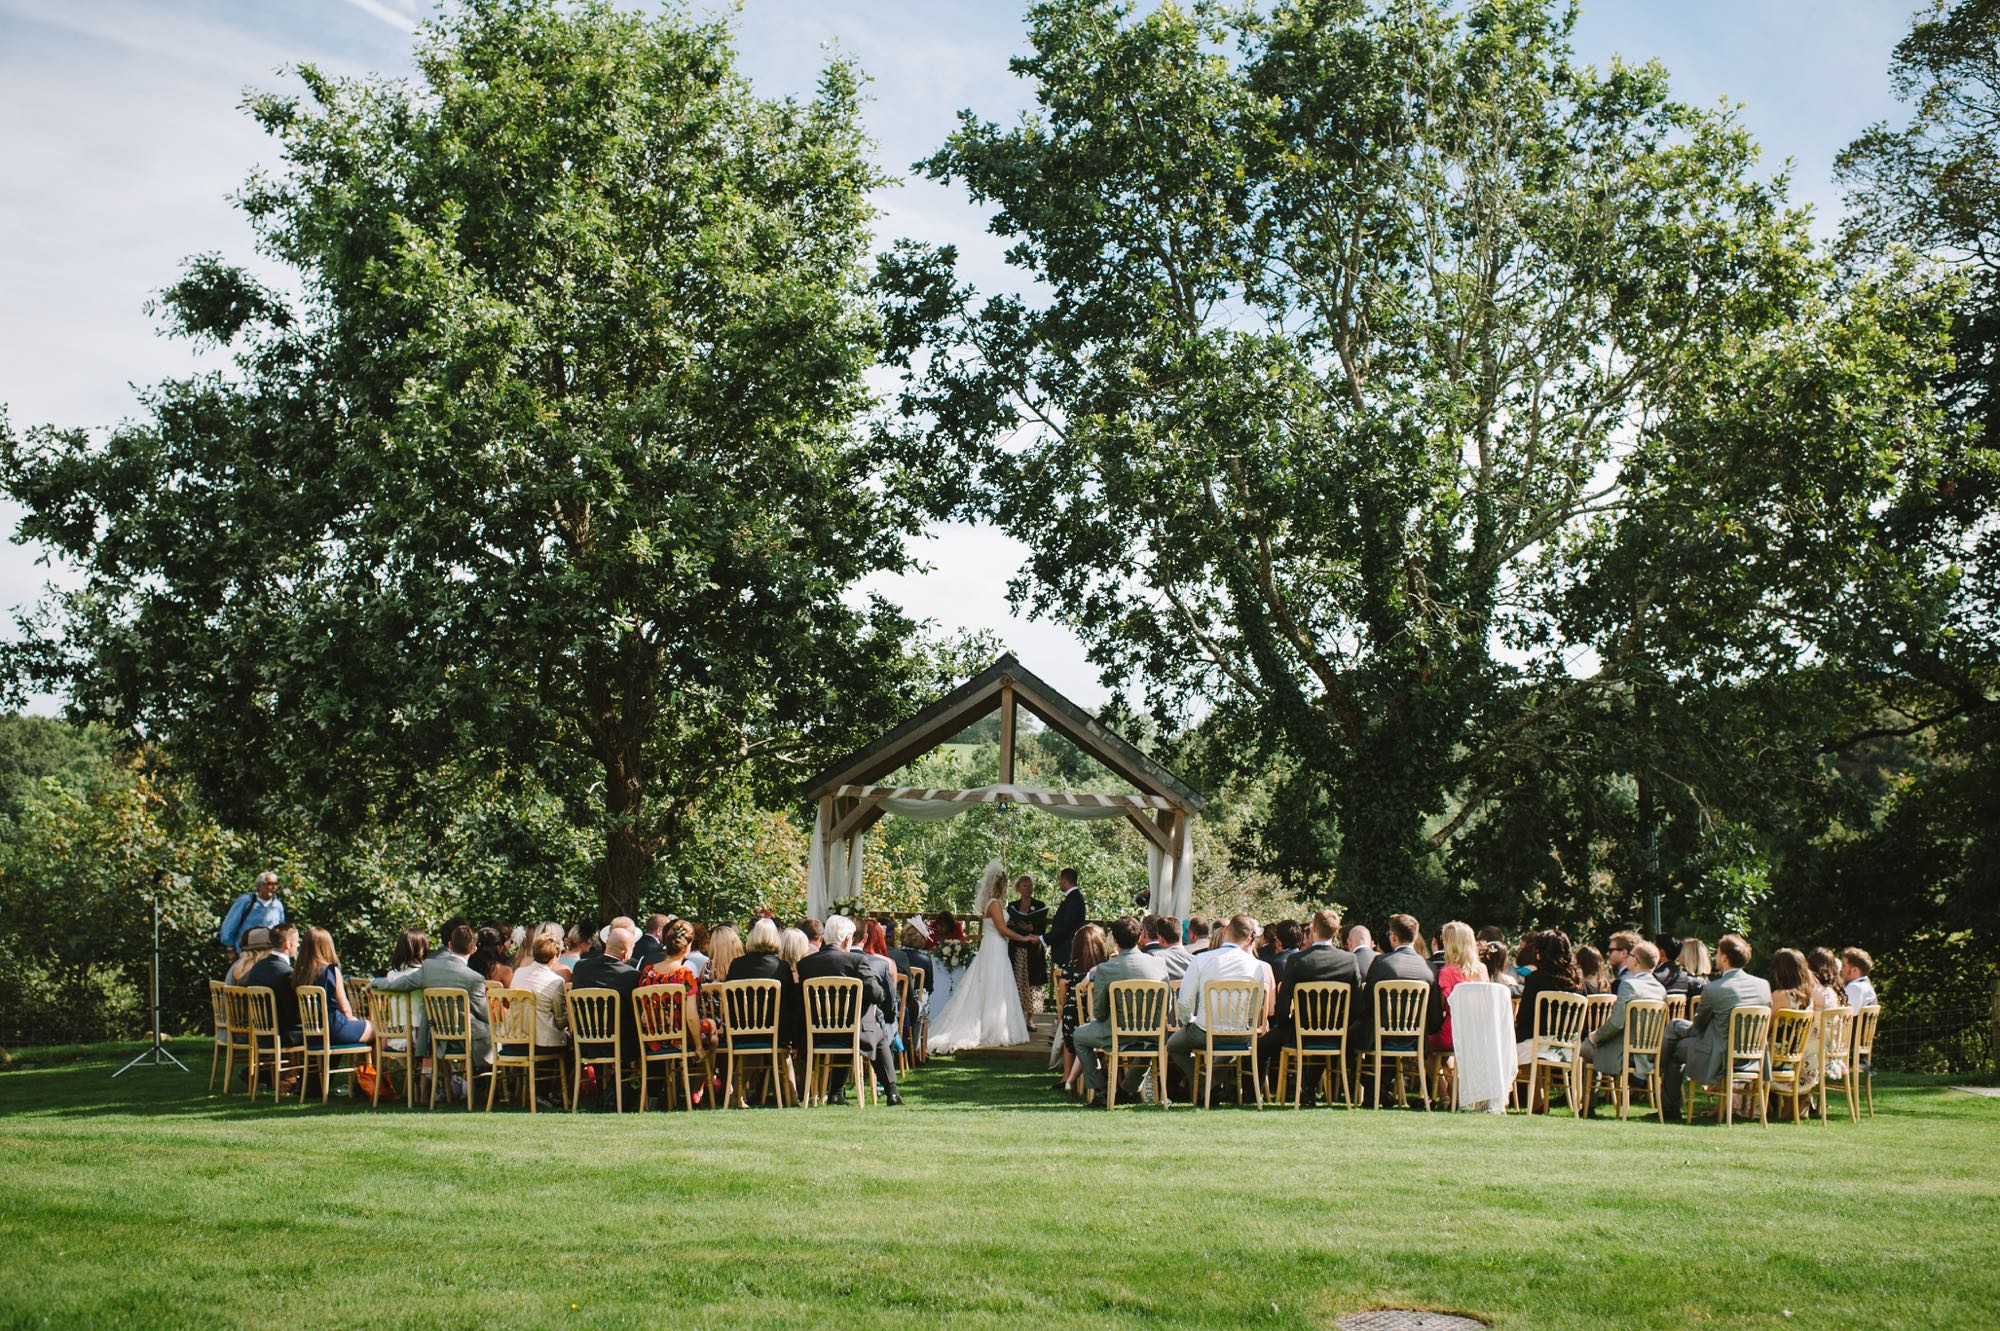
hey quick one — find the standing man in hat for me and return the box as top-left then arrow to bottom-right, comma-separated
218,871 -> 285,958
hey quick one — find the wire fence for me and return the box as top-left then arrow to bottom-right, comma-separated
1873,1001 -> 1995,1077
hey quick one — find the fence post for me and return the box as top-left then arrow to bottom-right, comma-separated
1991,968 -> 2000,1077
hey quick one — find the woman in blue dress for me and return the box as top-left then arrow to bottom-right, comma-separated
296,926 -> 373,1047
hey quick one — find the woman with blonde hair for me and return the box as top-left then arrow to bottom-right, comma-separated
1428,921 -> 1486,1053
1679,938 -> 1712,996
705,924 -> 743,983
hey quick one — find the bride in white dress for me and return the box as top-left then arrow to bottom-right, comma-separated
926,860 -> 1034,1054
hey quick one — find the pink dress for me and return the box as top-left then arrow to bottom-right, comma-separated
1428,963 -> 1470,1051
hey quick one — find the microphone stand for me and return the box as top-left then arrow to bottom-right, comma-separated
113,883 -> 190,1077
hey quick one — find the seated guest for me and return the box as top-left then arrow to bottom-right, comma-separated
795,915 -> 900,1106
1143,915 -> 1192,983
1427,921 -> 1485,1053
1185,917 -> 1213,954
1841,948 -> 1877,1009
638,919 -> 711,1066
854,920 -> 902,1076
1261,907 -> 1363,1105
1584,936 -> 1665,1085
1677,938 -> 1712,996
1069,917 -> 1168,1106
512,920 -> 562,970
1770,947 -> 1819,1012
554,919 -> 597,974
1805,947 -> 1845,1008
705,925 -> 743,983
1167,915 -> 1267,1096
1659,934 -> 1771,1119
471,925 -> 514,987
375,923 -> 494,1094
797,918 -> 825,952
1355,915 -> 1443,1102
1347,925 -> 1379,976
860,919 -> 898,976
295,925 -> 373,1049
686,923 -> 712,979
631,915 -> 671,973
240,924 -> 304,1045
733,919 -> 803,1053
225,926 -> 275,984
1266,919 -> 1303,981
1058,924 -> 1109,1094
1577,945 -> 1609,996
1651,934 -> 1685,990
889,924 -> 936,1059
1514,931 -> 1585,1065
510,933 -> 571,1053
568,921 -> 645,1095
1481,941 -> 1521,997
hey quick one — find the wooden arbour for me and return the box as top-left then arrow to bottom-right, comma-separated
801,655 -> 1205,917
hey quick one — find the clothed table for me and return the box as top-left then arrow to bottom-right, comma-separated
1448,981 -> 1515,1113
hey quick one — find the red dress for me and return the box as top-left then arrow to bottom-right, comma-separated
1428,963 -> 1470,1052
639,962 -> 710,1049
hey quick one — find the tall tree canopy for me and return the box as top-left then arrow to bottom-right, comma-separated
880,0 -> 1967,918
1,0 -> 929,917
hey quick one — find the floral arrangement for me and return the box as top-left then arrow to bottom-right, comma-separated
829,895 -> 866,920
935,939 -> 976,969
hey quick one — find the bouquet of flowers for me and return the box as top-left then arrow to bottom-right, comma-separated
829,895 -> 866,920
935,939 -> 975,969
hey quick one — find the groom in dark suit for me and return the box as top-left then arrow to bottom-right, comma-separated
1045,868 -> 1087,969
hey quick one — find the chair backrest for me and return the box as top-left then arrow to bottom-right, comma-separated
1688,992 -> 1703,1019
1374,979 -> 1429,1040
1108,980 -> 1169,1038
718,979 -> 781,1042
1769,1008 -> 1815,1073
424,988 -> 473,1044
1852,1004 -> 1881,1058
1584,992 -> 1614,1029
1623,999 -> 1668,1061
697,984 -> 725,1036
1817,1006 -> 1855,1070
803,976 -> 863,1037
1532,991 -> 1589,1050
1665,993 -> 1687,1023
565,988 -> 620,1048
487,987 -> 538,1047
909,965 -> 927,999
223,985 -> 255,1043
1725,1004 -> 1773,1065
1291,981 -> 1351,1039
631,983 -> 690,1048
342,975 -> 371,1020
298,986 -> 332,1045
209,980 -> 230,1037
895,971 -> 910,1018
242,986 -> 283,1043
369,987 -> 413,1039
1076,975 -> 1098,1026
1202,980 -> 1264,1039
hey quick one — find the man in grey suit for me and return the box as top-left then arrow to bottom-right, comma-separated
374,922 -> 492,1079
1070,918 -> 1169,1106
1140,915 -> 1192,984
1584,934 -> 1667,1080
1658,934 -> 1772,1120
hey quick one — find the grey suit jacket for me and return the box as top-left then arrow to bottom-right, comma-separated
1083,948 -> 1170,1029
1589,969 -> 1666,1076
1143,944 -> 1192,984
376,952 -> 491,1064
1683,967 -> 1772,1084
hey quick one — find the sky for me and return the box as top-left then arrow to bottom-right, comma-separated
0,0 -> 1925,711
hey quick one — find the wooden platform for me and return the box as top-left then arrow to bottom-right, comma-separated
937,1015 -> 1058,1062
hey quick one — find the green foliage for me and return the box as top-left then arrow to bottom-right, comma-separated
0,0 -> 933,918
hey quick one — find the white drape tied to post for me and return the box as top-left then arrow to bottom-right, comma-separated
806,804 -> 866,919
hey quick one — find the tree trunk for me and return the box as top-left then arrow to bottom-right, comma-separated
595,732 -> 648,921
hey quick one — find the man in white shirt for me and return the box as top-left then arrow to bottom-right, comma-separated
1166,916 -> 1273,1097
1841,948 -> 1877,1010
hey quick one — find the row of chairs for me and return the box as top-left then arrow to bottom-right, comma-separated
1059,976 -> 1882,1121
209,974 -> 918,1112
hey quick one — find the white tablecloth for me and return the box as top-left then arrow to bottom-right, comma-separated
1449,982 -> 1515,1113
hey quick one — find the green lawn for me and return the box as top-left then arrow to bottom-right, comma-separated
1,1041 -> 1996,1330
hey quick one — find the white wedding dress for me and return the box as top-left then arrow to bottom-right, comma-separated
926,907 -> 1029,1055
